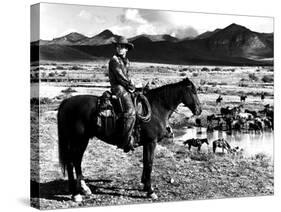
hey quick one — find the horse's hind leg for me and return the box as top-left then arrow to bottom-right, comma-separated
66,162 -> 82,202
73,138 -> 92,196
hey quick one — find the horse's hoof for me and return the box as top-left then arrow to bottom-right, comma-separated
81,180 -> 92,196
81,187 -> 92,196
72,194 -> 83,202
147,192 -> 158,200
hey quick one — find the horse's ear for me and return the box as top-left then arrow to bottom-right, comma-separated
181,77 -> 192,86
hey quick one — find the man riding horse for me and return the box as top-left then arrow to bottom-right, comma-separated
108,36 -> 136,153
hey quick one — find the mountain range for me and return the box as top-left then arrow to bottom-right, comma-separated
31,23 -> 273,65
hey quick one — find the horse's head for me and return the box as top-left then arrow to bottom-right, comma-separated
203,138 -> 209,145
180,77 -> 202,116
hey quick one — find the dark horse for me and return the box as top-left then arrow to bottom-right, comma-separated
240,95 -> 247,102
183,138 -> 209,151
216,95 -> 223,105
57,77 -> 202,202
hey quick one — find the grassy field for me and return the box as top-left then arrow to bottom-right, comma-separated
30,61 -> 274,209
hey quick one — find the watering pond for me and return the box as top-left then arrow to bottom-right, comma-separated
174,127 -> 274,158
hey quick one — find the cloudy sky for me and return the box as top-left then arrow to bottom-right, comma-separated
32,3 -> 274,41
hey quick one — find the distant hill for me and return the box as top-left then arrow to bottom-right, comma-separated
47,32 -> 88,45
129,34 -> 178,43
77,30 -> 121,46
31,24 -> 273,65
195,28 -> 221,39
205,23 -> 273,58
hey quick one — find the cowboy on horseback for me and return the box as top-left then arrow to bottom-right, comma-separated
108,36 -> 136,153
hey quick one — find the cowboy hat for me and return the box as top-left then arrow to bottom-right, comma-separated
113,36 -> 134,50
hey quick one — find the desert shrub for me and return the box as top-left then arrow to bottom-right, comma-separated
201,67 -> 210,72
268,68 -> 274,72
104,72 -> 109,77
70,65 -> 80,70
224,68 -> 235,72
39,66 -> 47,70
190,152 -> 214,161
207,82 -> 217,87
256,69 -> 260,72
213,88 -> 221,93
61,87 -> 77,93
261,75 -> 274,83
179,72 -> 186,77
59,71 -> 67,77
254,153 -> 267,160
56,65 -> 65,70
199,79 -> 206,85
238,82 -> 248,87
39,97 -> 53,104
248,73 -> 259,81
40,72 -> 47,78
192,72 -> 198,77
48,72 -> 56,77
179,68 -> 188,72
212,67 -> 222,72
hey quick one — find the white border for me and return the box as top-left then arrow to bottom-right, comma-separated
0,0 -> 280,211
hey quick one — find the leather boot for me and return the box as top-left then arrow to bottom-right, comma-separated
118,116 -> 136,152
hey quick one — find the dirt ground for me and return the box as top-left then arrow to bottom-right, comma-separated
30,62 -> 274,209
30,106 -> 273,210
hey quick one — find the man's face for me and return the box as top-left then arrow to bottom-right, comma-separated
116,44 -> 128,56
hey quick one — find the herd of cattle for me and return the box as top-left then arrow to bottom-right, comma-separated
206,103 -> 273,132
180,96 -> 273,154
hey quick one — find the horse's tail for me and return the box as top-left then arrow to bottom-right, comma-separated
57,99 -> 68,177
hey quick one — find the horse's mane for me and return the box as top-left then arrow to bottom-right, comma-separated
146,77 -> 196,107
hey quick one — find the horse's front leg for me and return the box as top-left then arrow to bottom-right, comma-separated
141,139 -> 157,199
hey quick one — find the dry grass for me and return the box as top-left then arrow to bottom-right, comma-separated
30,109 -> 273,209
30,62 -> 274,209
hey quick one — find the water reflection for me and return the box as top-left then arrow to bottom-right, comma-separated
175,127 -> 273,158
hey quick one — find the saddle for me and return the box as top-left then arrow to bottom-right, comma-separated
95,90 -> 151,146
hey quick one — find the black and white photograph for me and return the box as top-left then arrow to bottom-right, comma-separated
30,2 -> 274,210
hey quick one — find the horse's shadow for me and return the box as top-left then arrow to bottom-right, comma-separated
31,180 -> 70,202
31,179 -> 146,202
86,179 -> 148,199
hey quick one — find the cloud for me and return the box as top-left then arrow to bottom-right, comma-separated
168,26 -> 199,39
120,9 -> 147,24
136,23 -> 157,35
78,10 -> 92,20
93,16 -> 105,24
118,9 -> 199,38
109,25 -> 136,37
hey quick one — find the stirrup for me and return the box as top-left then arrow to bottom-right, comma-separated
123,137 -> 135,153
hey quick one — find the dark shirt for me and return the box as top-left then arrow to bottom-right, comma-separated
108,54 -> 132,96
